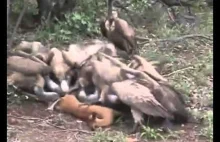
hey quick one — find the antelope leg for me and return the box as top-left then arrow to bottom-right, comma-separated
46,98 -> 61,111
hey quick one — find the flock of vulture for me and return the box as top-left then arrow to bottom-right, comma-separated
7,0 -> 197,134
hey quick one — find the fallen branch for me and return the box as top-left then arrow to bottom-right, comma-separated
135,36 -> 150,41
7,114 -> 43,121
155,34 -> 213,42
163,66 -> 194,77
51,127 -> 94,134
137,34 -> 213,45
8,4 -> 27,50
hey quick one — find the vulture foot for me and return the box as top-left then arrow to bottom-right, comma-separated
129,122 -> 143,134
161,119 -> 174,133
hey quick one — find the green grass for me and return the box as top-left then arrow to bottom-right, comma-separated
200,111 -> 213,141
91,129 -> 127,142
8,1 -> 213,141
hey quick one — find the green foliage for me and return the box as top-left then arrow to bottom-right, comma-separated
91,129 -> 127,142
200,111 -> 213,141
141,126 -> 165,140
11,0 -> 38,14
35,0 -> 106,43
36,12 -> 100,43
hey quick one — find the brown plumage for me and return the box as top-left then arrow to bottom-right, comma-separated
110,80 -> 173,133
35,47 -> 51,63
98,53 -> 192,124
61,42 -> 103,67
7,71 -> 59,102
47,48 -> 72,93
151,81 -> 191,123
7,56 -> 52,76
14,41 -> 51,63
129,55 -> 167,82
14,41 -> 44,54
7,53 -> 62,100
52,94 -> 118,129
100,1 -> 138,55
62,40 -> 129,68
126,55 -> 190,123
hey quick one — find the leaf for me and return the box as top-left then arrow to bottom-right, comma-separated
81,20 -> 87,25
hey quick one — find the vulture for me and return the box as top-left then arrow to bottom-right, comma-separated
127,55 -> 193,123
7,55 -> 51,76
97,53 -> 194,126
99,0 -> 138,56
47,48 -> 73,93
7,55 -> 60,102
61,39 -> 129,68
13,41 -> 51,63
106,79 -> 173,133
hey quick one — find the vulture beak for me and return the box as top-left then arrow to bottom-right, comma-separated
60,80 -> 70,93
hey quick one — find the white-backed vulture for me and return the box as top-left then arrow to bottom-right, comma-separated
61,39 -> 129,68
98,53 -> 193,124
14,41 -> 44,54
47,48 -> 72,93
13,41 -> 52,63
7,71 -> 59,102
7,55 -> 51,76
7,54 -> 62,101
100,0 -> 138,55
110,80 -> 173,133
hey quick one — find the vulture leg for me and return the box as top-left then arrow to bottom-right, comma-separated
129,108 -> 144,134
161,119 -> 174,133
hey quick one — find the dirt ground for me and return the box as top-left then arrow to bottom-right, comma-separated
7,99 -> 210,142
7,4 -> 212,141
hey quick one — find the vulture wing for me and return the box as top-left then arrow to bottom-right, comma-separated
133,55 -> 167,82
7,56 -> 51,76
113,18 -> 138,50
111,80 -> 173,119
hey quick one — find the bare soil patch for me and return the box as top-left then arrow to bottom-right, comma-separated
7,100 -> 209,142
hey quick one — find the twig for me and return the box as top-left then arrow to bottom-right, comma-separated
8,4 -> 27,50
7,114 -> 43,121
155,34 -> 213,42
7,0 -> 10,29
135,36 -> 150,41
163,66 -> 194,77
52,128 -> 94,134
137,34 -> 212,45
45,120 -> 66,130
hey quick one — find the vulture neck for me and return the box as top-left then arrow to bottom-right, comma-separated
107,0 -> 114,20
